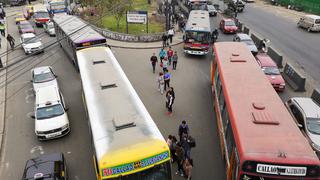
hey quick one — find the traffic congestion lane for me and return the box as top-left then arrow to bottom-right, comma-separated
112,46 -> 226,179
237,3 -> 320,85
0,13 -> 96,180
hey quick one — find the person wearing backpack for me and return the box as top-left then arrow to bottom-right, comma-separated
178,120 -> 189,141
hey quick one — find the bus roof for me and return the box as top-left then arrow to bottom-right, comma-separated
77,47 -> 170,177
185,10 -> 211,32
53,15 -> 105,44
214,42 -> 319,165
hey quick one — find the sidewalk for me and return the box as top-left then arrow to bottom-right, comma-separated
107,30 -> 184,49
0,17 -> 7,154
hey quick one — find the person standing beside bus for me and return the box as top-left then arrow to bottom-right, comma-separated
150,53 -> 158,73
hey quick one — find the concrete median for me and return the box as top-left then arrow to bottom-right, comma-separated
282,63 -> 306,92
267,47 -> 283,68
311,88 -> 320,105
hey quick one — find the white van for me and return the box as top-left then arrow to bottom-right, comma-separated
33,85 -> 70,140
297,14 -> 320,32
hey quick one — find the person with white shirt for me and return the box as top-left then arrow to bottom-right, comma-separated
168,27 -> 175,44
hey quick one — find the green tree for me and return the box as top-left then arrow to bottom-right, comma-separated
106,0 -> 133,31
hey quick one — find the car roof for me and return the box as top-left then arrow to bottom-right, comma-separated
236,33 -> 251,40
292,97 -> 320,118
255,53 -> 277,67
21,33 -> 36,38
33,66 -> 52,75
24,153 -> 63,180
36,85 -> 60,106
304,14 -> 320,19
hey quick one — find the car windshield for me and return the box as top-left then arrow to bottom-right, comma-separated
20,24 -> 32,29
34,72 -> 55,83
306,118 -> 320,135
262,67 -> 280,75
36,104 -> 64,120
34,12 -> 49,18
225,21 -> 235,26
207,5 -> 215,10
24,36 -> 39,43
242,39 -> 255,46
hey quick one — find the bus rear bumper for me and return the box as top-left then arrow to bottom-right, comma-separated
184,50 -> 208,55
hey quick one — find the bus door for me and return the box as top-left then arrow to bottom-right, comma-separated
227,147 -> 239,180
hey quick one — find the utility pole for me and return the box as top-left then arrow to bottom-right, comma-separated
165,0 -> 170,31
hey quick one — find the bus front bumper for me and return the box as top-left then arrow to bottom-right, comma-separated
184,50 -> 208,55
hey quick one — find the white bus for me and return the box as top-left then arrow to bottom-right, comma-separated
77,46 -> 172,180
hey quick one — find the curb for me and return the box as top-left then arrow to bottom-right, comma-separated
108,41 -> 184,49
0,17 -> 7,157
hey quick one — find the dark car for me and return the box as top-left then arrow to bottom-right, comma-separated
22,153 -> 67,180
18,20 -> 35,34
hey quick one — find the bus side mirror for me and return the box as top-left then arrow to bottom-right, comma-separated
297,123 -> 303,129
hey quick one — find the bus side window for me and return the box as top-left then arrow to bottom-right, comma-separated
225,121 -> 235,160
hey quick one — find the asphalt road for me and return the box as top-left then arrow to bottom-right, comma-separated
0,3 -> 303,180
236,2 -> 320,84
0,7 -> 95,180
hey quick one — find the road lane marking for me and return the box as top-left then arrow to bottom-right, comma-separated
30,145 -> 44,155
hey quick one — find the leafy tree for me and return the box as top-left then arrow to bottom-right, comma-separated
106,0 -> 133,31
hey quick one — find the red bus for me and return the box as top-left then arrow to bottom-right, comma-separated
210,42 -> 320,180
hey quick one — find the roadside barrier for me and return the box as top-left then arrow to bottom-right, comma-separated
311,88 -> 320,105
282,63 -> 306,92
243,26 -> 250,35
250,33 -> 262,48
267,47 -> 283,68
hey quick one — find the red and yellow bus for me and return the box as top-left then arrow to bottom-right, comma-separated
211,42 -> 320,180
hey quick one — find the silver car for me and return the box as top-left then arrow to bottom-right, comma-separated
233,33 -> 258,55
43,21 -> 56,36
31,66 -> 58,93
286,97 -> 320,156
207,5 -> 217,16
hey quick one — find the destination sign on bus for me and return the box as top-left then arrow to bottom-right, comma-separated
102,151 -> 169,177
256,164 -> 307,176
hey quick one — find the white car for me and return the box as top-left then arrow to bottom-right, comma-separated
43,21 -> 55,36
286,97 -> 320,156
33,85 -> 70,140
31,66 -> 58,93
20,33 -> 44,55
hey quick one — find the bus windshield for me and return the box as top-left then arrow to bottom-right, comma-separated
185,31 -> 210,43
34,12 -> 49,18
114,161 -> 171,180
